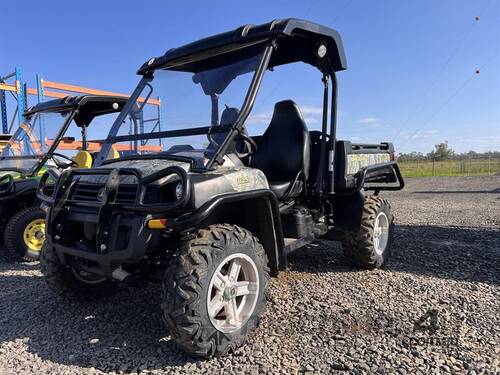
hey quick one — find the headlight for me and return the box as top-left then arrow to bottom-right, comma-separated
175,182 -> 183,200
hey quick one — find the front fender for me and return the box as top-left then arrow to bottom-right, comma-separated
172,189 -> 285,275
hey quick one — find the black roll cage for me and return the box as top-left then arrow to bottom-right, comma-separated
96,39 -> 341,195
96,44 -> 274,168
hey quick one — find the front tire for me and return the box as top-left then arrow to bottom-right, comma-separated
162,224 -> 270,357
4,206 -> 46,261
0,220 -> 5,246
40,242 -> 113,300
341,196 -> 394,269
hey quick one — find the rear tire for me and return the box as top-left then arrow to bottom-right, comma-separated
162,224 -> 270,357
341,196 -> 394,269
4,206 -> 46,261
40,241 -> 113,300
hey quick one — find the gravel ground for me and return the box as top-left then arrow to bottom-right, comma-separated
0,176 -> 498,374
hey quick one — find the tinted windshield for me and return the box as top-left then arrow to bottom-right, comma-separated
0,111 -> 71,171
99,50 -> 265,168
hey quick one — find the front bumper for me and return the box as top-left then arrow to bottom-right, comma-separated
39,166 -> 190,278
50,211 -> 152,277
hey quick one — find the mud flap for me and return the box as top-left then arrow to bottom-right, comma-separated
331,190 -> 364,232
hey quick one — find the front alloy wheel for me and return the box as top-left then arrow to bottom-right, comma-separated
207,253 -> 260,333
162,224 -> 270,357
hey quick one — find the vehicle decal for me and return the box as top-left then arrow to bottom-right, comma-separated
221,167 -> 269,192
347,153 -> 390,175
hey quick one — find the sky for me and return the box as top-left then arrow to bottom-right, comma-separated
1,0 -> 499,154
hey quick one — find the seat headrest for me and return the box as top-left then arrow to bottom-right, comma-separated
106,146 -> 120,160
220,107 -> 239,126
268,100 -> 306,130
275,99 -> 300,111
250,99 -> 311,186
73,151 -> 93,169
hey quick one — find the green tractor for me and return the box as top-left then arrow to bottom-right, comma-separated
0,95 -> 128,260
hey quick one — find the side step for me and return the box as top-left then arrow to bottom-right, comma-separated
283,235 -> 315,255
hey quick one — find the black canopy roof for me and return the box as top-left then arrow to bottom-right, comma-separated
24,95 -> 128,127
138,18 -> 347,75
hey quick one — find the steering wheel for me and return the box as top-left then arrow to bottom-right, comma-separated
207,125 -> 223,149
51,152 -> 78,169
235,132 -> 258,159
206,127 -> 258,159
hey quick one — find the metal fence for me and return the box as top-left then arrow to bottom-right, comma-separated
397,157 -> 500,178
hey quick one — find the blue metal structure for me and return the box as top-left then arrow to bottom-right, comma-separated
157,97 -> 163,147
0,69 -> 163,156
0,68 -> 27,135
0,90 -> 7,134
36,74 -> 46,152
15,68 -> 26,126
0,70 -> 17,134
139,96 -> 163,146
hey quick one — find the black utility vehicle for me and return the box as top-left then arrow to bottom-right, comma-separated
38,19 -> 404,357
0,95 -> 128,260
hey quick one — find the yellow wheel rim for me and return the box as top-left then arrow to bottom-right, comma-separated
23,219 -> 46,252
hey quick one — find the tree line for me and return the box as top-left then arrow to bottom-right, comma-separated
397,141 -> 500,161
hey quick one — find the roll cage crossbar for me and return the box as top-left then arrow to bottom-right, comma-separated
107,125 -> 234,145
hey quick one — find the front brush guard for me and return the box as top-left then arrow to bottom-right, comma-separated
38,166 -> 190,211
38,165 -> 190,255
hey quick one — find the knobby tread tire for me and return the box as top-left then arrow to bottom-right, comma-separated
162,224 -> 270,358
40,242 -> 113,300
0,220 -> 5,246
4,206 -> 45,262
342,196 -> 394,269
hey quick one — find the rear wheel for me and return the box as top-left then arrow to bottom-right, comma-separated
341,196 -> 394,269
40,242 -> 112,300
162,224 -> 270,357
4,206 -> 46,261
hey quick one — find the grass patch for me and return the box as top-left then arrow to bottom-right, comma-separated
398,158 -> 500,178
